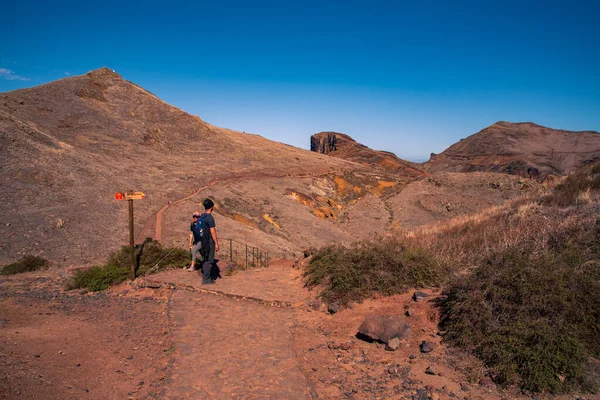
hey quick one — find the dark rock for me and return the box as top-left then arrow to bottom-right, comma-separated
33,354 -> 40,358
357,314 -> 411,343
425,366 -> 437,375
310,133 -> 338,154
413,291 -> 429,302
409,354 -> 417,360
404,309 -> 413,317
328,302 -> 340,314
420,341 -> 435,353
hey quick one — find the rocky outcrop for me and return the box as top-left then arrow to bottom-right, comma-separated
310,132 -> 425,178
310,132 -> 337,154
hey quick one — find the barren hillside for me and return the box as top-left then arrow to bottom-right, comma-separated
1,70 -> 540,266
425,121 -> 600,179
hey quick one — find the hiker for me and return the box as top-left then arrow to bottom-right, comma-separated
200,198 -> 219,284
187,211 -> 203,271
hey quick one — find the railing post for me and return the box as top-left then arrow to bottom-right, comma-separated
252,247 -> 255,267
229,239 -> 232,262
245,245 -> 248,270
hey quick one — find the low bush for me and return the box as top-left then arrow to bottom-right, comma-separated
66,239 -> 188,291
304,238 -> 445,306
1,255 -> 49,275
441,241 -> 600,393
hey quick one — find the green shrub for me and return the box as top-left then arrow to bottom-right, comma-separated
304,238 -> 445,306
1,255 -> 49,275
66,239 -> 189,291
441,245 -> 600,393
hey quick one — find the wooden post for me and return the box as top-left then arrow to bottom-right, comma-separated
245,245 -> 248,270
229,239 -> 232,262
128,199 -> 135,281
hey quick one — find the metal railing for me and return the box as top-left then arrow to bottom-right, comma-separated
221,238 -> 270,270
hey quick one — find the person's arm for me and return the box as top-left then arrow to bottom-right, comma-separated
210,227 -> 219,251
189,232 -> 193,248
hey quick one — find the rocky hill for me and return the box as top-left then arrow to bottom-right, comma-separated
425,121 -> 600,179
310,131 -> 425,177
0,69 -> 539,266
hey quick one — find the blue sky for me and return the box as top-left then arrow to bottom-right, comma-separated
1,0 -> 599,161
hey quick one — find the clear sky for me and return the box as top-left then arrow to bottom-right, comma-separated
1,0 -> 599,161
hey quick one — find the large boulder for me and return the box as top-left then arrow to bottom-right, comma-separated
357,315 -> 411,344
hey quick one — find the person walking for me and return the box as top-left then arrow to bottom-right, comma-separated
200,198 -> 219,284
187,211 -> 203,271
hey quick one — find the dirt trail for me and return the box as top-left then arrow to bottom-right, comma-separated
148,261 -> 316,399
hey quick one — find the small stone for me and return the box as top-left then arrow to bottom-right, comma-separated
127,355 -> 133,360
413,291 -> 429,302
340,342 -> 353,351
5,223 -> 10,227
420,341 -> 435,353
404,309 -> 413,317
76,363 -> 81,367
328,302 -> 340,314
409,354 -> 417,360
385,337 -> 401,351
138,381 -> 144,386
425,366 -> 438,375
34,354 -> 40,358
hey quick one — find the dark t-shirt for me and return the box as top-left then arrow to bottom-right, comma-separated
202,213 -> 216,245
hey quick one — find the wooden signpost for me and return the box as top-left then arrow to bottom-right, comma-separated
115,191 -> 145,280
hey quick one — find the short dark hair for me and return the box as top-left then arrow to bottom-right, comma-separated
203,198 -> 215,210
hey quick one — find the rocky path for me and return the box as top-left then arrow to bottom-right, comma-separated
148,261 -> 316,399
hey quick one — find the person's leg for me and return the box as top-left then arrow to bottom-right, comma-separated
202,245 -> 215,284
188,242 -> 202,271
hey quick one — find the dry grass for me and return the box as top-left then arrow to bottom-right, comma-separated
305,162 -> 600,394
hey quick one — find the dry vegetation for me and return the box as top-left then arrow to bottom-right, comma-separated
305,162 -> 600,394
66,238 -> 189,291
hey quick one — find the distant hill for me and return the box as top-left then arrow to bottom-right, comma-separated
425,121 -> 600,179
310,131 -> 425,177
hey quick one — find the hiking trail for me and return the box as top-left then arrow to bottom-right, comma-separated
142,260 -> 317,399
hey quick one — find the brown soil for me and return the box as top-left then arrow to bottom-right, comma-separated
0,260 -> 557,400
0,269 -> 171,399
